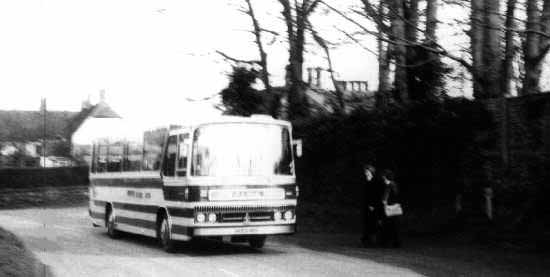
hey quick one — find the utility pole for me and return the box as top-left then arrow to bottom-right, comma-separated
41,98 -> 47,168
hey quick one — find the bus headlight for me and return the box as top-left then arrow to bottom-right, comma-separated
273,211 -> 282,221
196,213 -> 206,223
208,213 -> 217,223
284,210 -> 293,220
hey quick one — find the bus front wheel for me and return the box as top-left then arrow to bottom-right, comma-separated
248,236 -> 266,249
158,214 -> 176,252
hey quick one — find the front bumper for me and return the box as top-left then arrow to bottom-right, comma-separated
192,224 -> 295,237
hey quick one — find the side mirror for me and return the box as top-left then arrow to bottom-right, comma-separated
292,139 -> 303,158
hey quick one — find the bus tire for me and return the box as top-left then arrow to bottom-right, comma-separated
158,213 -> 176,252
106,205 -> 120,239
248,236 -> 266,249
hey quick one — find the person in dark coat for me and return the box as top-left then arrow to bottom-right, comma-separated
360,164 -> 382,247
379,169 -> 402,248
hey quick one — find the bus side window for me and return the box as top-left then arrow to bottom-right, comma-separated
97,143 -> 108,172
107,143 -> 123,172
163,135 -> 177,177
177,133 -> 189,177
123,141 -> 142,172
91,143 -> 97,173
143,128 -> 167,171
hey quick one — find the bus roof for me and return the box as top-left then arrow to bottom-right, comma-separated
82,115 -> 291,144
166,114 -> 291,132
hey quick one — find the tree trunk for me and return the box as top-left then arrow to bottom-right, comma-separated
405,0 -> 419,101
376,1 -> 391,108
522,0 -> 542,95
481,0 -> 502,98
289,2 -> 307,118
470,0 -> 484,98
391,0 -> 409,103
405,0 -> 419,43
425,0 -> 438,41
278,0 -> 319,118
541,0 -> 550,53
279,0 -> 294,119
502,0 -> 517,96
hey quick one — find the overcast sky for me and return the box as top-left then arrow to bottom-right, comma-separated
0,0 -> 548,127
0,0 -> 371,125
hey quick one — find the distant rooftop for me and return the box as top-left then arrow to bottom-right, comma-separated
0,100 -> 120,142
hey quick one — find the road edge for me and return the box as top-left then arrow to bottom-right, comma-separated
0,226 -> 54,277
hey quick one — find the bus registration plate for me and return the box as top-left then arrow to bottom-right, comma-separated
234,227 -> 259,234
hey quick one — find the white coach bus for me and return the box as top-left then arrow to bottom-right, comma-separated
87,115 -> 300,251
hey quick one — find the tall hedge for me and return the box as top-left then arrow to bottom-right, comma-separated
292,99 -> 495,210
0,166 -> 89,189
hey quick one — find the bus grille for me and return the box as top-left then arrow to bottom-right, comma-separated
195,205 -> 294,223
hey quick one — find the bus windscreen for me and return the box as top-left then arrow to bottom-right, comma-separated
191,123 -> 293,177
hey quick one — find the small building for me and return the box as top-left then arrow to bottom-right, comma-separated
39,156 -> 74,168
304,67 -> 374,115
0,92 -> 120,168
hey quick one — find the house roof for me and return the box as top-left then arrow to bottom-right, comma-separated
0,101 -> 120,142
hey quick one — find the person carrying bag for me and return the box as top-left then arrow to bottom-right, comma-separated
380,170 -> 403,248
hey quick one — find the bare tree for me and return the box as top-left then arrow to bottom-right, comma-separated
470,0 -> 485,98
376,1 -> 392,107
425,0 -> 438,41
217,0 -> 272,96
245,0 -> 272,95
502,0 -> 518,96
482,0 -> 503,98
278,0 -> 320,119
521,0 -> 550,95
391,0 -> 410,103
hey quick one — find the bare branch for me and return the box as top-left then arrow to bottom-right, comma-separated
215,50 -> 260,65
305,0 -> 321,16
260,28 -> 280,36
244,0 -> 271,92
338,28 -> 379,57
307,19 -> 344,112
319,0 -> 473,71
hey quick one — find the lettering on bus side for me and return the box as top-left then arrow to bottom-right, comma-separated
127,190 -> 152,199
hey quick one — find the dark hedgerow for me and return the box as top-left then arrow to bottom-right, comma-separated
292,98 -> 495,211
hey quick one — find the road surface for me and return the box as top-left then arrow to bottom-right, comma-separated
0,207 -> 548,277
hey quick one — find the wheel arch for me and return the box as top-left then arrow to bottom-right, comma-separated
156,206 -> 172,231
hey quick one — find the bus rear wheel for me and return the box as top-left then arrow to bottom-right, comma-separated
106,206 -> 120,239
248,236 -> 266,249
158,214 -> 176,252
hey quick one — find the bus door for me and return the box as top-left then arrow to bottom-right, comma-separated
162,135 -> 177,178
176,133 -> 190,177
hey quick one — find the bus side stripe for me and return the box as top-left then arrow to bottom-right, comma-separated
113,202 -> 158,214
116,216 -> 156,230
92,178 -> 163,189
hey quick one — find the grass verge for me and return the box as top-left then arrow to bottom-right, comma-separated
0,227 -> 50,277
0,185 -> 88,210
